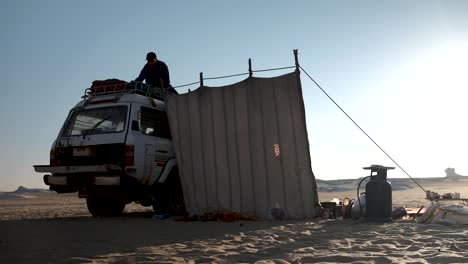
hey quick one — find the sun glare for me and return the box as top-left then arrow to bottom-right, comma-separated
393,42 -> 468,176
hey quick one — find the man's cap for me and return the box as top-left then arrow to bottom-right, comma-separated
146,52 -> 156,60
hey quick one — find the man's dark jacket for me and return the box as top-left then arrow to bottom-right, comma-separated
135,60 -> 170,88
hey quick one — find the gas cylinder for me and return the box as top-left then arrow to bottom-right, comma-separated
363,165 -> 394,222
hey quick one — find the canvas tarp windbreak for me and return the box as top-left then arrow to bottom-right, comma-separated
166,71 -> 320,219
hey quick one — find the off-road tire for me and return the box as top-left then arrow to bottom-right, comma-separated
86,189 -> 125,217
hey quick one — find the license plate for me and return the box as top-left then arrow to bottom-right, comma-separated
73,147 -> 92,156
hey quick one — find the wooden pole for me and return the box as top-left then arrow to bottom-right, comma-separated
248,58 -> 253,77
293,49 -> 299,72
199,72 -> 204,86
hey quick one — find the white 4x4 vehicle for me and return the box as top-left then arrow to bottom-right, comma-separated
34,82 -> 185,217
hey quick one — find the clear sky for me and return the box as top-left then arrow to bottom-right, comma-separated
2,0 -> 468,191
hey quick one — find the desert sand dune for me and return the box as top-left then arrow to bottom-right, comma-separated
1,179 -> 467,263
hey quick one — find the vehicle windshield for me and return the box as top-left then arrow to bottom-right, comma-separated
63,106 -> 127,136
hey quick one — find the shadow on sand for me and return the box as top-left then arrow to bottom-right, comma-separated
0,213 -> 286,263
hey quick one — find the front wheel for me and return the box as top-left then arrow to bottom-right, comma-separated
86,189 -> 125,217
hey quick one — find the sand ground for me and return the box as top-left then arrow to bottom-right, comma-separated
1,179 -> 467,263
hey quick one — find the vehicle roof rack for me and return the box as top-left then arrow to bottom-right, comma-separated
82,82 -> 175,101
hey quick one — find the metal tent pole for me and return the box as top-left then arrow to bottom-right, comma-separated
293,49 -> 299,72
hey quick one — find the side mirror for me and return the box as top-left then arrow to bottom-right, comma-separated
131,120 -> 139,131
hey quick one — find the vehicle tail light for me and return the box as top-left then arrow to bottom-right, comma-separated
50,148 -> 57,166
124,145 -> 134,166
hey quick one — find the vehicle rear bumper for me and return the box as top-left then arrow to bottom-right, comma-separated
44,175 -> 121,186
34,164 -> 121,174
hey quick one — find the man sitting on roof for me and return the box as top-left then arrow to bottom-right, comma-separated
135,52 -> 178,94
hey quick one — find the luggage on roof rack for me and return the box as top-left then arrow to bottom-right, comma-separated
83,79 -> 171,100
90,79 -> 128,94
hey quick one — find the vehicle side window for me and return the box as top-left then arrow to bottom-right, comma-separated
138,106 -> 172,139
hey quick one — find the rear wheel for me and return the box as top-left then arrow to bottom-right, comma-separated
86,188 -> 125,217
152,170 -> 186,216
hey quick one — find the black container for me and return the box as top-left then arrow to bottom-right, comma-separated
320,202 -> 343,219
363,165 -> 394,222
